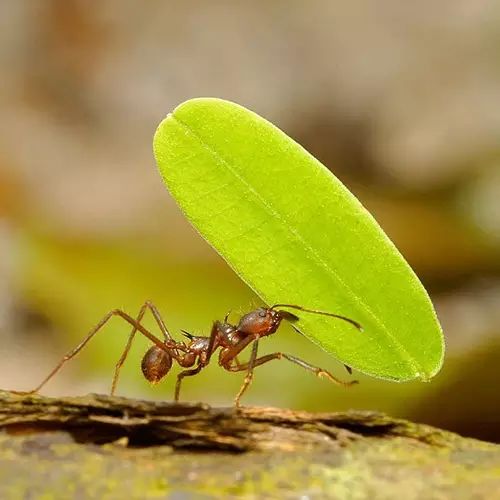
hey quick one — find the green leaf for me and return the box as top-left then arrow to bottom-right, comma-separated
153,98 -> 444,382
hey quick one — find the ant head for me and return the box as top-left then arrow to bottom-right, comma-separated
237,307 -> 284,337
141,344 -> 172,384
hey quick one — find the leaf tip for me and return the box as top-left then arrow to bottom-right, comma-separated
418,345 -> 445,382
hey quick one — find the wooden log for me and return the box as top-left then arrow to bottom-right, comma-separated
0,391 -> 499,498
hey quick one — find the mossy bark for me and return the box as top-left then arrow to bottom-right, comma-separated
0,391 -> 499,499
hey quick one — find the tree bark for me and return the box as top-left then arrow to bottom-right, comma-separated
0,391 -> 498,499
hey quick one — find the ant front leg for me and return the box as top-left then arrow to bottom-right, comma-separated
225,352 -> 358,389
279,354 -> 358,387
16,309 -> 168,395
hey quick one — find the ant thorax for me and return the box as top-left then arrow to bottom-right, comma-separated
216,321 -> 245,346
186,336 -> 210,354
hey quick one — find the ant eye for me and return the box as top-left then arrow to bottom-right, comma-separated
258,310 -> 266,318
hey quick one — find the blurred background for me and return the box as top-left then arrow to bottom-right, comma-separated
0,1 -> 499,442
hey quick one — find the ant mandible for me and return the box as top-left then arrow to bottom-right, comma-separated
18,301 -> 362,407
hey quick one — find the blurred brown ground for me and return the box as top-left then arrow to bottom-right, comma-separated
0,1 -> 499,441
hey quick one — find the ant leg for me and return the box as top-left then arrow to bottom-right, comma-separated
280,354 -> 357,386
143,301 -> 176,343
224,354 -> 279,372
18,309 -> 168,395
110,303 -> 148,396
225,352 -> 357,387
174,363 -> 203,402
233,340 -> 259,408
205,321 -> 223,365
110,301 -> 180,395
218,334 -> 255,365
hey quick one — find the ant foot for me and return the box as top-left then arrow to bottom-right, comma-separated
317,370 -> 358,387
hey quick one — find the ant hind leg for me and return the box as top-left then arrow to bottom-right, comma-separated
15,309 -> 167,396
111,300 -> 179,396
111,303 -> 148,395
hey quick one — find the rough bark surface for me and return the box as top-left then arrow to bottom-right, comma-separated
0,391 -> 499,499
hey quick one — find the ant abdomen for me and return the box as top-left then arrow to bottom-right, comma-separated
141,345 -> 172,384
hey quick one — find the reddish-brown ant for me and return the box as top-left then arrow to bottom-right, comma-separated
16,301 -> 362,407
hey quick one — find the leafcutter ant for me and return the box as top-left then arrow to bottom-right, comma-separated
16,301 -> 362,407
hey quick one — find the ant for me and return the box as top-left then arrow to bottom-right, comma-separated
16,301 -> 362,407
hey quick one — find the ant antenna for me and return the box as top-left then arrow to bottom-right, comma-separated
270,304 -> 363,331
